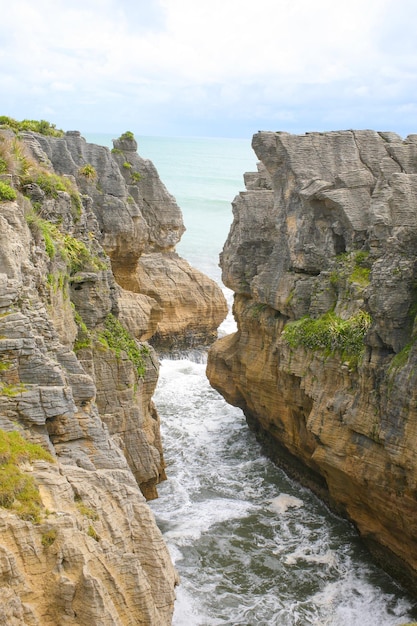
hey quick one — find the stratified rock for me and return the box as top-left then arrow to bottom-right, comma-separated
0,464 -> 179,626
29,130 -> 226,348
133,252 -> 228,352
207,129 -> 417,594
0,193 -> 177,623
0,121 -> 226,621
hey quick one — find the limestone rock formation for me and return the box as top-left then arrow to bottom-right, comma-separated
0,122 -> 225,623
207,130 -> 417,594
0,189 -> 178,623
30,129 -> 227,349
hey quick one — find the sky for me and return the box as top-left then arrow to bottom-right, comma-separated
1,0 -> 417,139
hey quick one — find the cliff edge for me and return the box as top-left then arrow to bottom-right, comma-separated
207,129 -> 417,594
0,122 -> 226,624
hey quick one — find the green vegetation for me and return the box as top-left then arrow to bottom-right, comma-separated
389,340 -> 415,372
26,212 -> 105,273
111,147 -> 123,155
131,171 -> 141,183
0,382 -> 27,397
7,139 -> 33,178
118,131 -> 134,141
98,313 -> 149,378
0,116 -> 64,137
59,233 -> 95,273
0,131 -> 80,217
26,213 -> 59,259
0,180 -> 17,201
41,528 -> 57,547
0,429 -> 54,523
78,163 -> 97,180
330,250 -> 371,288
87,524 -> 100,541
76,501 -> 99,520
122,161 -> 132,169
73,309 -> 92,351
47,271 -> 67,294
349,265 -> 370,286
249,302 -> 268,319
21,170 -> 82,219
0,135 -> 35,180
283,310 -> 372,367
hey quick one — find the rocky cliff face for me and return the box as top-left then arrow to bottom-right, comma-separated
0,125 -> 226,624
207,130 -> 417,593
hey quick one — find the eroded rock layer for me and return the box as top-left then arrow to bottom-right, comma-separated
0,125 -> 226,624
207,130 -> 417,593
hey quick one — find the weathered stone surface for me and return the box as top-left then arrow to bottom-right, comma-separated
116,285 -> 162,342
0,464 -> 179,626
0,196 -> 177,622
24,130 -> 226,349
207,129 -> 417,594
133,252 -> 228,352
0,127 -> 237,623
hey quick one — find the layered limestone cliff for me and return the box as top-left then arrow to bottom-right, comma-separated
207,129 -> 417,593
0,124 -> 225,624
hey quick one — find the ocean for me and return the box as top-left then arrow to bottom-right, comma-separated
85,133 -> 417,626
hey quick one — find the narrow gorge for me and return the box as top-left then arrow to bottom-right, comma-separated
0,122 -> 226,625
207,129 -> 417,596
1,121 -> 417,625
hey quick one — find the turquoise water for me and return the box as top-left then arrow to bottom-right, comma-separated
84,133 -> 256,281
84,132 -> 417,625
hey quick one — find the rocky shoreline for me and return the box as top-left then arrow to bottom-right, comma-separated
0,125 -> 227,625
207,129 -> 417,596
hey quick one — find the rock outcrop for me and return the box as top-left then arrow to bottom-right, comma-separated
0,124 -> 226,623
207,130 -> 417,594
31,130 -> 227,351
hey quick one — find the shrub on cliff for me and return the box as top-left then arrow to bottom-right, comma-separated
97,313 -> 149,378
118,131 -> 134,141
21,170 -> 82,219
78,163 -> 97,180
26,211 -> 106,273
0,429 -> 54,523
283,310 -> 371,366
0,116 -> 64,137
0,180 -> 17,201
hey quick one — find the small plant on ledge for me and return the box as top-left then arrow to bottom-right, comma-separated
118,131 -> 134,141
282,309 -> 372,367
0,180 -> 17,201
0,429 -> 55,523
97,313 -> 149,378
78,163 -> 97,180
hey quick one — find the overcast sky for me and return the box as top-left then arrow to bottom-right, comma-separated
1,0 -> 416,139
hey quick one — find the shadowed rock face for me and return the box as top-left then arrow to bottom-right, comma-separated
207,130 -> 417,594
0,127 -> 227,624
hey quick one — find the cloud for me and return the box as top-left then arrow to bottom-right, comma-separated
0,0 -> 416,136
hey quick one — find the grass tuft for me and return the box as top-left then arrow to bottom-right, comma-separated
283,310 -> 371,367
98,314 -> 149,378
0,429 -> 54,523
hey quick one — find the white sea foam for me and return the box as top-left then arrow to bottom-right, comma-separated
310,573 -> 414,626
137,135 -> 417,626
151,355 -> 416,626
269,493 -> 304,514
163,498 -> 255,544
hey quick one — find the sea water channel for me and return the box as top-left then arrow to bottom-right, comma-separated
87,133 -> 417,625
